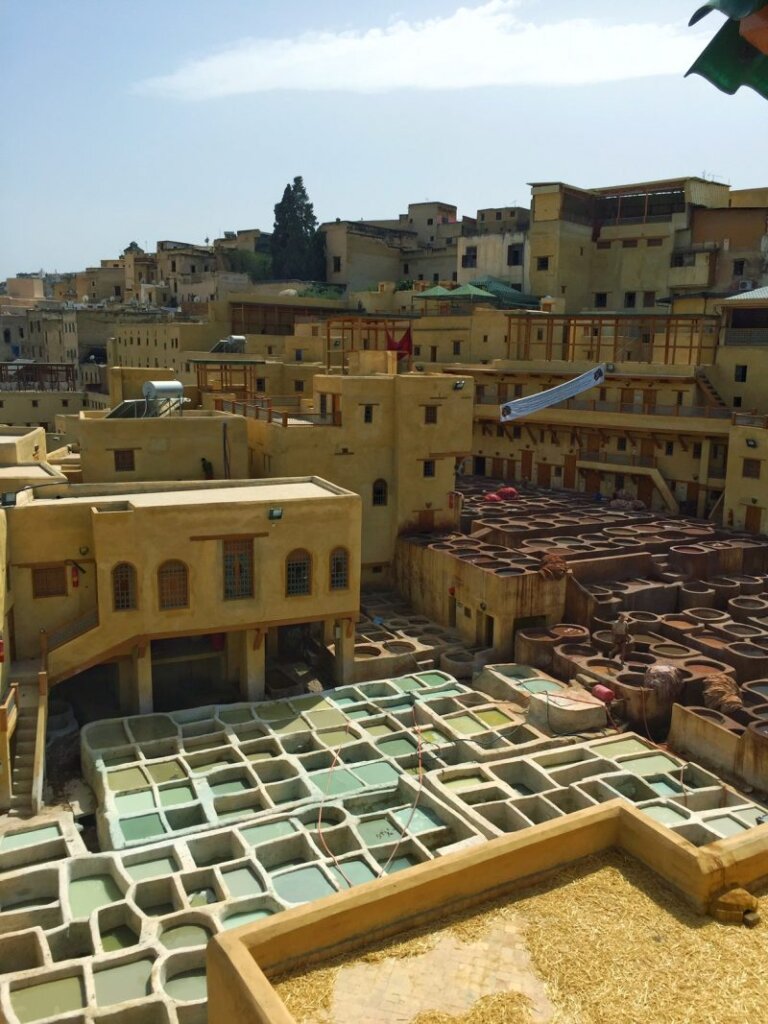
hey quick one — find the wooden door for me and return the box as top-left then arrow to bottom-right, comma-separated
491,458 -> 504,478
584,469 -> 601,493
637,476 -> 654,507
520,450 -> 533,481
505,459 -> 515,481
563,454 -> 577,489
640,439 -> 655,461
745,505 -> 762,534
537,462 -> 552,488
417,510 -> 434,532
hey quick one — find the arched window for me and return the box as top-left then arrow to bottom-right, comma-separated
372,479 -> 388,506
329,548 -> 349,591
286,550 -> 312,596
112,563 -> 137,611
158,560 -> 188,609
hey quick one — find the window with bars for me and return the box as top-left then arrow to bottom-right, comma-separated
158,560 -> 189,609
32,566 -> 66,598
114,449 -> 135,472
743,458 -> 761,479
424,405 -> 438,424
286,550 -> 311,596
112,563 -> 137,610
330,548 -> 349,590
223,540 -> 253,600
372,479 -> 388,506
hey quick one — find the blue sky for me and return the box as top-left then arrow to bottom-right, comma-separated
1,0 -> 766,279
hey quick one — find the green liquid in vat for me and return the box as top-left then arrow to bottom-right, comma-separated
161,924 -> 210,949
618,754 -> 681,775
210,778 -> 250,797
309,767 -> 364,796
378,736 -> 416,757
475,709 -> 513,727
446,714 -> 482,735
146,761 -> 185,784
392,806 -> 442,834
218,708 -> 253,724
319,728 -> 355,746
593,738 -> 650,758
366,723 -> 396,737
69,875 -> 122,918
11,975 -> 86,1022
240,820 -> 295,845
649,780 -> 681,797
93,959 -> 153,1006
125,855 -> 177,881
115,790 -> 155,814
159,784 -> 195,807
107,767 -> 147,792
358,817 -> 401,845
188,888 -> 218,907
120,814 -> 166,843
643,804 -> 689,824
165,968 -> 207,1002
391,676 -> 425,693
330,859 -> 379,888
706,815 -> 749,837
273,865 -> 336,903
354,762 -> 400,787
381,854 -> 419,873
101,924 -> 138,952
222,866 -> 264,898
0,825 -> 60,850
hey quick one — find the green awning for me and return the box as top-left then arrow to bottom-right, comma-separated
687,5 -> 768,98
413,285 -> 452,298
448,283 -> 497,299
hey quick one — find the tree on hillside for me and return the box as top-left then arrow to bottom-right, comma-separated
271,177 -> 326,281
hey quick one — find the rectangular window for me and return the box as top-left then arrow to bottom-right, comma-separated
114,449 -> 135,472
733,258 -> 746,276
514,384 -> 523,397
617,438 -> 627,452
363,405 -> 373,423
596,240 -> 611,250
256,378 -> 266,392
743,458 -> 761,479
495,211 -> 502,220
624,292 -> 636,309
461,246 -> 477,269
332,256 -> 342,273
294,349 -> 303,362
413,345 -> 422,356
536,256 -> 550,271
294,380 -> 304,393
734,396 -> 743,408
666,442 -> 674,456
32,566 -> 66,598
433,273 -> 439,283
507,244 -> 523,266
622,239 -> 638,248
513,426 -> 521,439
643,291 -> 656,307
734,365 -> 748,382
423,460 -> 436,478
424,406 -> 438,424
452,340 -> 461,356
647,237 -> 663,247
31,400 -> 39,408
594,292 -> 607,308
693,443 -> 702,459
403,263 -> 409,274
223,540 -> 253,600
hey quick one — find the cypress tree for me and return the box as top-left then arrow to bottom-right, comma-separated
271,177 -> 325,281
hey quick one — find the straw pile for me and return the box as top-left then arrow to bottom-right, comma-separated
272,850 -> 766,1024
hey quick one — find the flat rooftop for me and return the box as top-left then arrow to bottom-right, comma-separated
27,478 -> 351,508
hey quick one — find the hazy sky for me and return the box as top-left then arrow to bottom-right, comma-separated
2,0 -> 766,279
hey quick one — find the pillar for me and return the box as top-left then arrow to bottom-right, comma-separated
697,438 -> 712,519
322,618 -> 335,646
134,645 -> 153,715
118,646 -> 153,715
333,617 -> 355,686
239,629 -> 265,702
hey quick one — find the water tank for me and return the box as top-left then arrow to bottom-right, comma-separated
142,380 -> 184,401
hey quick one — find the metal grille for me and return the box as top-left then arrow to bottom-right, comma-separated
158,560 -> 188,609
286,550 -> 311,596
32,566 -> 66,598
113,449 -> 135,472
223,540 -> 253,600
112,563 -> 137,610
330,548 -> 348,590
372,479 -> 388,506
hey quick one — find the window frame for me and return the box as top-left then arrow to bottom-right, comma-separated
285,549 -> 312,597
113,449 -> 135,473
223,539 -> 254,601
372,479 -> 388,506
32,565 -> 67,599
112,562 -> 137,611
329,547 -> 349,591
158,559 -> 189,610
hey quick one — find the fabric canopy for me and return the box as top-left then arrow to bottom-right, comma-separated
500,364 -> 607,422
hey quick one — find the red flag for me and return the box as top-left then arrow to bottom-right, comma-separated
387,326 -> 412,359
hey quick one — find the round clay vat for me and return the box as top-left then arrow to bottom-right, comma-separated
382,641 -> 416,655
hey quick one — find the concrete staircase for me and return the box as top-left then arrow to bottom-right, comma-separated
8,685 -> 38,818
695,369 -> 728,410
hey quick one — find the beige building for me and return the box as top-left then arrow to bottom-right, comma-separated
2,477 -> 361,711
209,356 -> 475,579
527,177 -> 733,313
59,407 -> 249,484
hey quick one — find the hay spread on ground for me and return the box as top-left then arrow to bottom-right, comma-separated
272,850 -> 767,1024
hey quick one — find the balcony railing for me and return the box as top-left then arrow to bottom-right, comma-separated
723,328 -> 768,347
578,452 -> 656,468
214,398 -> 338,427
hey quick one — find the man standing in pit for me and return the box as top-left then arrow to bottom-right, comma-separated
609,612 -> 632,665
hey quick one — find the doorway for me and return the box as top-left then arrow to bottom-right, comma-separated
745,505 -> 763,534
